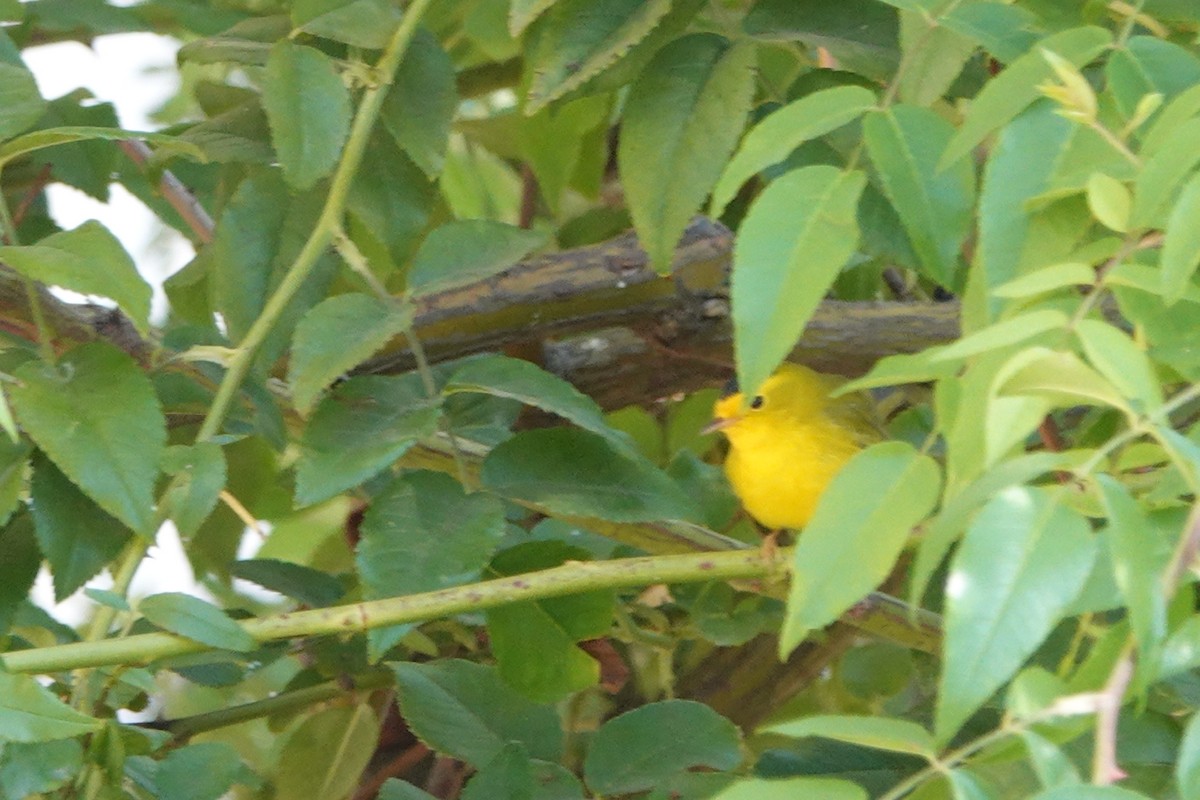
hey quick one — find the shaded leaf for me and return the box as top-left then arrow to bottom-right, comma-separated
296,374 -> 441,506
481,428 -> 695,522
486,542 -> 613,702
936,487 -> 1095,742
292,0 -> 401,48
444,355 -> 624,446
711,85 -> 876,218
262,41 -> 351,190
229,558 -> 345,608
31,454 -> 131,601
273,704 -> 378,800
618,33 -> 755,273
392,660 -> 562,767
381,28 -> 456,177
0,222 -> 152,336
584,701 -> 741,795
765,715 -> 935,759
461,743 -> 535,800
1160,171 -> 1200,304
161,443 -> 226,538
358,471 -> 505,658
732,165 -> 865,400
288,293 -> 412,414
782,443 -> 940,654
12,343 -> 165,535
939,26 -> 1111,169
0,672 -> 101,742
524,0 -> 672,114
863,105 -> 974,289
139,592 -> 256,652
0,62 -> 46,140
406,220 -> 547,297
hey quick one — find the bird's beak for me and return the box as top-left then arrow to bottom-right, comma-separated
701,416 -> 737,435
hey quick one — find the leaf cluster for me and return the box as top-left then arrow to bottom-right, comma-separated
1,1 -> 1200,799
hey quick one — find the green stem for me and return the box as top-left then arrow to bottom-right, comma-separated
162,671 -> 394,740
195,0 -> 435,443
2,549 -> 788,675
70,537 -> 151,710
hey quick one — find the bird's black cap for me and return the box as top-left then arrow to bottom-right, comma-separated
720,377 -> 739,398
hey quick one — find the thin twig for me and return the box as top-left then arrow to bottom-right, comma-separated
118,140 -> 215,244
1092,645 -> 1135,784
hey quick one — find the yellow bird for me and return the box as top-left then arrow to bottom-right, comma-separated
705,362 -> 884,531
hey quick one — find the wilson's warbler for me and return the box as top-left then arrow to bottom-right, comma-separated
705,362 -> 884,530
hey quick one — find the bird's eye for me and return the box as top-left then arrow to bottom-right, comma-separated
749,395 -> 765,410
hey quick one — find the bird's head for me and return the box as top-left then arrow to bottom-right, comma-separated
702,364 -> 834,442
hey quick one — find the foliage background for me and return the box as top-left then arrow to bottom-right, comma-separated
1,0 -> 1200,799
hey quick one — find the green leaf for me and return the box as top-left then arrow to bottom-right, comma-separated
381,28 -> 456,178
1029,788 -> 1154,800
939,2 -> 1041,63
935,487 -> 1096,742
781,443 -> 940,654
31,454 -> 131,601
208,170 -> 290,343
378,779 -> 438,800
1021,730 -> 1081,789
1131,117 -> 1200,229
1085,173 -> 1131,233
975,103 -> 1078,318
273,705 -> 379,800
486,542 -> 614,702
743,0 -> 899,81
930,310 -> 1068,363
583,700 -> 741,795
392,660 -> 562,767
11,343 -> 166,535
0,222 -> 152,336
896,8 -> 977,107
711,84 -> 875,218
520,94 -> 611,215
1075,320 -> 1162,411
156,742 -> 252,800
732,166 -> 866,396
292,0 -> 402,48
1160,171 -> 1200,304
1097,476 -> 1169,679
0,672 -> 101,742
296,374 -> 441,506
0,512 -> 40,636
139,592 -> 257,652
619,33 -> 754,274
993,262 -> 1095,298
480,427 -> 695,522
461,743 -> 535,800
288,293 -> 412,414
443,355 -> 625,446
229,558 -> 345,608
0,126 -> 203,168
524,0 -> 672,114
764,714 -> 936,759
1180,709 -> 1200,800
0,62 -> 46,141
262,41 -> 351,190
0,434 -> 28,528
863,105 -> 974,289
949,770 -> 997,800
940,26 -> 1112,169
1106,36 -> 1200,122
0,739 -> 82,798
160,443 -> 226,538
358,471 -> 505,659
711,778 -> 867,800
406,220 -> 547,297
997,347 -> 1127,411
509,0 -> 557,35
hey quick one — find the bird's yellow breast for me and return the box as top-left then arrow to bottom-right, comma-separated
711,363 -> 880,530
